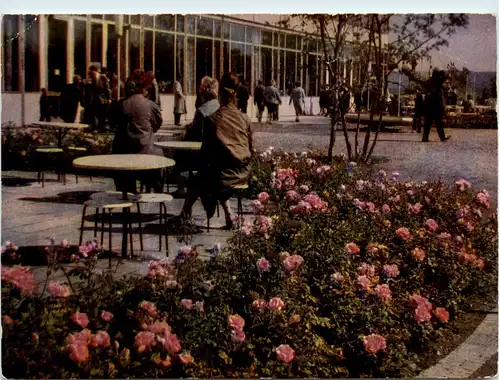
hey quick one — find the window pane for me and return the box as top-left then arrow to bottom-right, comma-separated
129,28 -> 140,72
246,27 -> 254,43
214,20 -> 221,38
131,15 -> 141,26
285,51 -> 296,94
245,45 -> 252,83
286,34 -> 296,50
25,15 -> 39,91
105,14 -> 115,21
48,18 -> 67,92
230,43 -> 244,77
106,24 -> 117,76
176,35 -> 184,84
215,40 -> 221,79
156,15 -> 174,31
197,17 -> 213,38
230,24 -> 245,42
91,23 -> 103,66
144,30 -> 153,72
177,15 -> 185,32
261,30 -> 272,46
196,38 -> 213,86
2,15 -> 19,91
273,49 -> 279,85
308,54 -> 318,96
223,41 -> 230,73
254,46 -> 261,85
154,32 -> 174,93
144,15 -> 153,28
91,14 -> 103,20
279,50 -> 285,91
186,16 -> 196,34
223,22 -> 229,39
74,20 -> 86,78
186,36 -> 195,95
273,33 -> 279,47
261,47 -> 272,84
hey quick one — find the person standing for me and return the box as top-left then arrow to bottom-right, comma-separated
174,73 -> 187,126
412,89 -> 425,133
237,77 -> 250,114
83,65 -> 99,129
59,75 -> 83,123
145,71 -> 161,108
264,80 -> 281,124
254,80 -> 266,123
289,81 -> 305,122
96,67 -> 112,132
39,88 -> 52,122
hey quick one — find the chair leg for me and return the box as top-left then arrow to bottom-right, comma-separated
129,219 -> 134,257
137,203 -> 144,251
158,204 -> 163,252
79,205 -> 88,246
217,202 -> 220,218
100,209 -> 106,246
41,172 -> 45,188
108,211 -> 113,253
37,171 -> 41,184
94,208 -> 100,238
75,174 -> 79,184
163,203 -> 169,256
207,216 -> 210,233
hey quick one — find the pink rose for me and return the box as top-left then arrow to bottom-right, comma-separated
90,330 -> 111,348
101,310 -> 114,322
283,254 -> 304,273
163,333 -> 182,355
139,301 -> 158,317
358,275 -> 372,292
147,321 -> 172,335
455,179 -> 472,191
396,227 -> 412,241
345,242 -> 361,255
434,307 -> 450,323
60,239 -> 69,248
476,190 -> 490,208
3,315 -> 14,325
476,258 -> 485,270
258,192 -> 270,203
425,219 -> 438,232
363,334 -> 387,355
410,203 -> 423,214
381,204 -> 391,214
414,306 -> 432,323
268,297 -> 285,312
228,314 -> 245,331
71,312 -> 89,329
331,272 -> 345,283
257,215 -> 272,234
410,294 -> 432,311
180,299 -> 193,310
194,301 -> 205,313
134,331 -> 155,353
290,200 -> 313,214
256,257 -> 271,272
358,263 -> 376,278
285,190 -> 301,203
241,221 -> 253,236
252,200 -> 264,213
437,232 -> 451,240
382,264 -> 400,278
412,248 -> 426,262
178,352 -> 194,365
252,299 -> 268,311
375,284 -> 392,302
231,328 -> 246,342
68,342 -> 90,362
47,281 -> 71,298
1,266 -> 37,296
276,344 -> 295,363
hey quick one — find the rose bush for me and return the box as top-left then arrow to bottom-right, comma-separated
1,150 -> 497,378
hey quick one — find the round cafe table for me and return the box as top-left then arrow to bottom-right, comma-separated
73,154 -> 175,258
154,141 -> 202,151
32,121 -> 90,147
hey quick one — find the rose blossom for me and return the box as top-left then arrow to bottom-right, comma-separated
252,200 -> 264,213
412,248 -> 426,262
410,203 -> 423,214
241,221 -> 253,236
135,331 -> 156,353
258,192 -> 270,203
231,329 -> 246,342
363,334 -> 387,355
381,204 -> 391,214
358,263 -> 376,278
178,352 -> 194,365
101,310 -> 114,322
140,301 -> 158,317
72,312 -> 89,329
382,264 -> 400,278
455,179 -> 472,192
252,299 -> 268,311
476,190 -> 490,208
425,219 -> 439,232
68,342 -> 89,362
90,330 -> 111,348
228,314 -> 245,331
3,315 -> 14,325
437,232 -> 452,241
194,301 -> 205,313
331,272 -> 345,283
163,333 -> 182,355
285,190 -> 301,203
256,257 -> 271,272
47,281 -> 71,298
1,266 -> 37,295
289,314 -> 301,324
358,275 -> 372,292
268,297 -> 285,312
365,202 -> 376,213
345,242 -> 360,255
283,254 -> 304,273
375,284 -> 392,302
256,215 -> 272,234
434,307 -> 450,323
414,306 -> 432,323
276,344 -> 295,363
148,321 -> 172,335
180,299 -> 193,310
396,227 -> 412,241
60,239 -> 69,248
410,294 -> 433,311
290,200 -> 313,214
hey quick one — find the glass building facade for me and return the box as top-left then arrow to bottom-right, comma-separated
1,14 -> 357,98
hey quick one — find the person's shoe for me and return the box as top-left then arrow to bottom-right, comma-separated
422,139 -> 429,142
222,219 -> 234,230
171,189 -> 187,198
441,135 -> 451,142
295,118 -> 300,122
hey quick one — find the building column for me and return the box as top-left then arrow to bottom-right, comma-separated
19,15 -> 26,126
39,15 -> 48,89
67,17 -> 75,82
343,58 -> 347,83
102,22 -> 108,69
139,16 -> 144,70
349,60 -> 353,87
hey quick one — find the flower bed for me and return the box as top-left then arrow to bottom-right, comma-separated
1,150 -> 497,378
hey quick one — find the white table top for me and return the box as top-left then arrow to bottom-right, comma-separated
155,141 -> 202,151
32,121 -> 90,129
73,154 -> 175,171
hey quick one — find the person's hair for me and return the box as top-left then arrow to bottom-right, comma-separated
176,73 -> 182,81
257,80 -> 262,85
199,76 -> 219,101
88,65 -> 98,72
41,88 -> 47,93
219,72 -> 239,105
128,69 -> 148,94
73,75 -> 82,83
295,81 -> 301,88
101,67 -> 108,75
269,79 -> 276,86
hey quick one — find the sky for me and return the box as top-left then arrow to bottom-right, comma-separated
418,14 -> 497,72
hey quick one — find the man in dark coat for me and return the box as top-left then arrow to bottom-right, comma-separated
412,89 -> 425,133
254,80 -> 266,123
237,77 -> 250,114
60,75 -> 83,123
422,70 -> 450,142
83,66 -> 99,129
39,88 -> 52,122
